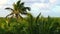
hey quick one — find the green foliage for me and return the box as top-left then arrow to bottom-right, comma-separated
5,0 -> 31,19
0,14 -> 60,34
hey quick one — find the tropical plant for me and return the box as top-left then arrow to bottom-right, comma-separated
5,0 -> 30,19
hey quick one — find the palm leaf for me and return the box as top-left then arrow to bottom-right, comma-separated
20,7 -> 31,14
16,0 -> 21,5
20,2 -> 24,6
19,11 -> 27,15
21,7 -> 30,12
5,8 -> 14,11
24,7 -> 31,11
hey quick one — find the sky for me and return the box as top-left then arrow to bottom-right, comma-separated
0,0 -> 60,17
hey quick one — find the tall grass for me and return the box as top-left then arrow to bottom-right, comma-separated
0,14 -> 60,34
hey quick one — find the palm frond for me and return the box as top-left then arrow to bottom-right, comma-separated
21,7 -> 30,13
13,3 -> 18,10
16,0 -> 21,5
5,8 -> 14,11
6,13 -> 14,18
20,2 -> 24,6
21,12 -> 27,15
19,14 -> 23,19
25,7 -> 31,11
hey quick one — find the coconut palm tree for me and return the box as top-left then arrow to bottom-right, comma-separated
5,0 -> 31,19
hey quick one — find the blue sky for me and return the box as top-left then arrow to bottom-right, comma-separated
0,0 -> 60,17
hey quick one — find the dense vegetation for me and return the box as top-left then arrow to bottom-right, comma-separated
0,14 -> 60,34
0,0 -> 60,34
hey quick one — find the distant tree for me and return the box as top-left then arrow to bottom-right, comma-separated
5,0 -> 31,19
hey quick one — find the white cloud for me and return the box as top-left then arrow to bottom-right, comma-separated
51,6 -> 60,12
0,0 -> 60,17
30,0 -> 57,11
0,10 -> 11,17
40,0 -> 45,3
29,0 -> 59,17
0,0 -> 8,8
31,3 -> 51,10
0,0 -> 7,4
49,0 -> 57,4
28,0 -> 37,1
30,3 -> 50,17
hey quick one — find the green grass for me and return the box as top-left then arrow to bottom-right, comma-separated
0,16 -> 60,34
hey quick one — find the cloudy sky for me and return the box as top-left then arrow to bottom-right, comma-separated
0,0 -> 60,17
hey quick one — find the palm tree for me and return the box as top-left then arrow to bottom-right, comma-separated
5,0 -> 31,19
